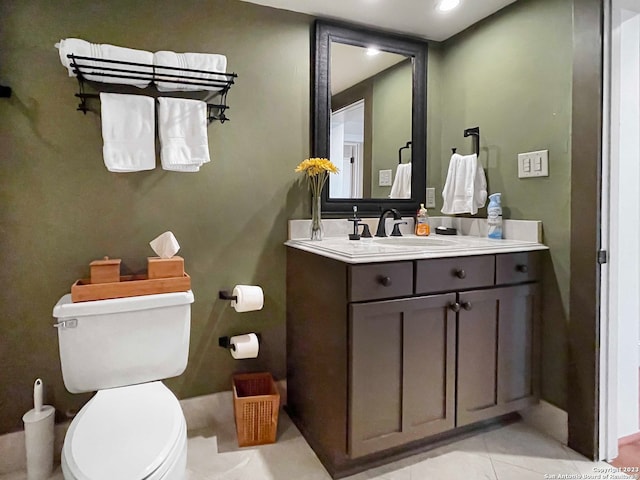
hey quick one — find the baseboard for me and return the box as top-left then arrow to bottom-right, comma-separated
0,379 -> 288,476
520,400 -> 568,445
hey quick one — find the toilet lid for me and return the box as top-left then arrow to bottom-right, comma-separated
67,382 -> 184,480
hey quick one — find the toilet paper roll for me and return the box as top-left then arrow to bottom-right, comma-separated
231,285 -> 264,313
230,333 -> 260,359
22,406 -> 55,480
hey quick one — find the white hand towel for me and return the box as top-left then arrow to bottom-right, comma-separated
100,93 -> 155,172
158,97 -> 211,172
56,39 -> 153,88
154,51 -> 227,92
441,153 -> 487,215
389,163 -> 412,199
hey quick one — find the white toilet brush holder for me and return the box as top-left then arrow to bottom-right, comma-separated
22,379 -> 55,480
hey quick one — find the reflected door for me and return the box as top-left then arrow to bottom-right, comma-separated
330,100 -> 364,198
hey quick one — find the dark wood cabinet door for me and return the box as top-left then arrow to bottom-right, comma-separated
349,293 -> 457,458
456,284 -> 539,426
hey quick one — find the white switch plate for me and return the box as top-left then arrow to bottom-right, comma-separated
379,169 -> 393,186
518,150 -> 549,178
425,188 -> 436,208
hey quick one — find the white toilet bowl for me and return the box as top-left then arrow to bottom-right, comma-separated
61,382 -> 187,480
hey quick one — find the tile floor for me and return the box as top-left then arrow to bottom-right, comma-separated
0,410 -> 634,480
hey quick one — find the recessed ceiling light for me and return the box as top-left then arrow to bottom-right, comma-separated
366,48 -> 381,56
437,0 -> 460,12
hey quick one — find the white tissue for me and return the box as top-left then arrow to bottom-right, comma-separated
149,231 -> 180,259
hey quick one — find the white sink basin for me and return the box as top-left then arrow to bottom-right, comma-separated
373,237 -> 457,248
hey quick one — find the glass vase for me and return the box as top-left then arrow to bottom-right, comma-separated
310,193 -> 323,241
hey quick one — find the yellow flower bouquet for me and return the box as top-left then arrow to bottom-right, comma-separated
295,157 -> 339,240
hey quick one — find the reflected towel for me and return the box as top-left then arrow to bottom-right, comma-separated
100,93 -> 155,172
154,51 -> 227,92
389,163 -> 412,199
158,97 -> 210,172
441,153 -> 487,215
56,39 -> 153,88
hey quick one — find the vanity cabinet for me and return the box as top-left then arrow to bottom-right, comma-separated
286,247 -> 541,477
456,283 -> 539,426
349,293 -> 456,457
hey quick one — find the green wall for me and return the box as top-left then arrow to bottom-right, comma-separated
0,0 -> 574,436
430,0 -> 572,409
0,0 -> 311,434
371,60 -> 412,198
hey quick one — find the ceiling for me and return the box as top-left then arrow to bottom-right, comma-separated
239,0 -> 519,42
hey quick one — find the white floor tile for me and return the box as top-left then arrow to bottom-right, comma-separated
1,415 -> 625,480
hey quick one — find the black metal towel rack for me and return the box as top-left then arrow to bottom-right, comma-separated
0,85 -> 11,98
68,54 -> 237,123
451,127 -> 480,157
463,126 -> 480,157
398,141 -> 412,164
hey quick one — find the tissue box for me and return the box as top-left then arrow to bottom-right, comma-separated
148,256 -> 184,279
90,257 -> 121,284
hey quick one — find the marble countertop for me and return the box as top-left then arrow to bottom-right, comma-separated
286,217 -> 548,264
285,234 -> 548,264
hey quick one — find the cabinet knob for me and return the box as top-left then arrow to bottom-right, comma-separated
449,302 -> 461,312
454,269 -> 466,279
378,276 -> 392,287
516,264 -> 529,273
461,301 -> 472,311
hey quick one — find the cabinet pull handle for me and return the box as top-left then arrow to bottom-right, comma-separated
449,302 -> 461,312
516,264 -> 529,273
461,301 -> 472,311
454,269 -> 466,279
378,276 -> 392,287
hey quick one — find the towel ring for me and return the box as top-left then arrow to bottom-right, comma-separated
398,141 -> 412,164
463,127 -> 480,157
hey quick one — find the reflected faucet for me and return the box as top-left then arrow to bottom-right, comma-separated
375,208 -> 403,237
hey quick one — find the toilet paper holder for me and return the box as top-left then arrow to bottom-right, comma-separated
219,334 -> 262,350
219,290 -> 238,302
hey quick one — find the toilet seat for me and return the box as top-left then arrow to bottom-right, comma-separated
62,382 -> 186,480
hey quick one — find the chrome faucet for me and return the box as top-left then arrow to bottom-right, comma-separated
375,208 -> 403,237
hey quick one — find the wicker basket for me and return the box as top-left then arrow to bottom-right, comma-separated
232,372 -> 280,447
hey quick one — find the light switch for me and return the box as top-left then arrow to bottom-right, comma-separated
518,150 -> 549,178
533,157 -> 542,171
379,169 -> 393,187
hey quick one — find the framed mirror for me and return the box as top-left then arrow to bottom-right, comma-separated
314,20 -> 427,216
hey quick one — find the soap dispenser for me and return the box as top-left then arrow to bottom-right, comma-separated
487,193 -> 503,239
415,203 -> 430,236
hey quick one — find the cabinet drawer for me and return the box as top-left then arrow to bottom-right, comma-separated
496,252 -> 541,285
415,256 -> 495,294
349,262 -> 413,302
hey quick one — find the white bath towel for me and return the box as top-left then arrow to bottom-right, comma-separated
158,97 -> 211,172
154,51 -> 227,92
100,93 -> 155,172
56,39 -> 153,88
389,163 -> 412,199
441,153 -> 487,215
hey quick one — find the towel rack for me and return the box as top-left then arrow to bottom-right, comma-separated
0,85 -> 11,98
463,127 -> 480,157
67,54 -> 237,123
398,141 -> 412,164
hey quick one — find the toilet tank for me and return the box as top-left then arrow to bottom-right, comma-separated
53,291 -> 194,393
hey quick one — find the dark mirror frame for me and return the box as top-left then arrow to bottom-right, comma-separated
313,20 -> 428,216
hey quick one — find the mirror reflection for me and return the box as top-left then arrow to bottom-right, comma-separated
329,43 -> 412,200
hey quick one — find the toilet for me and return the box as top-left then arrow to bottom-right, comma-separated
53,290 -> 194,480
